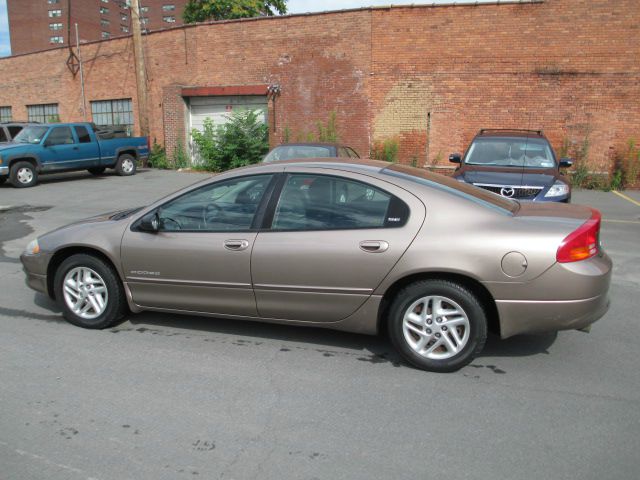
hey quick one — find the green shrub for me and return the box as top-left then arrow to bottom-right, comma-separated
148,141 -> 169,169
371,138 -> 399,163
173,140 -> 189,169
191,110 -> 268,172
316,111 -> 339,143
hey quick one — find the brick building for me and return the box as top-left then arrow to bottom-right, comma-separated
7,0 -> 188,55
0,0 -> 638,171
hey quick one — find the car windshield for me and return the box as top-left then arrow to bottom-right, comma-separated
12,126 -> 49,144
464,137 -> 556,168
263,145 -> 333,163
382,163 -> 519,214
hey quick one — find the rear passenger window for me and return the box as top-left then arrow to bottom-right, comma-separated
75,126 -> 91,143
272,174 -> 409,231
0,129 -> 7,142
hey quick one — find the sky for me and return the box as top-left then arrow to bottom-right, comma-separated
0,0 -> 494,57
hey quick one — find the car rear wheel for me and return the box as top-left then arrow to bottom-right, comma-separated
388,280 -> 487,372
88,167 -> 106,175
115,154 -> 137,176
54,254 -> 127,329
9,161 -> 38,188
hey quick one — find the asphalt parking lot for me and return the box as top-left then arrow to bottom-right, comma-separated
1,170 -> 639,480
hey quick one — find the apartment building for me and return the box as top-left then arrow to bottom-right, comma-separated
7,0 -> 187,55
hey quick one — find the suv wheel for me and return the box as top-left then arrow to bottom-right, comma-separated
9,161 -> 38,188
388,280 -> 487,372
115,154 -> 137,176
54,254 -> 127,329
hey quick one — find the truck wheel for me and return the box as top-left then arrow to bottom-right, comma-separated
88,167 -> 106,175
115,154 -> 137,176
9,161 -> 38,188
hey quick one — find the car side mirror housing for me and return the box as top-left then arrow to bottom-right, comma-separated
449,153 -> 462,164
138,211 -> 159,233
559,158 -> 573,168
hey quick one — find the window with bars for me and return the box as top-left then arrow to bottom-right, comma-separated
140,6 -> 150,13
91,99 -> 133,132
27,104 -> 59,123
0,106 -> 12,123
163,16 -> 175,23
101,19 -> 110,27
48,9 -> 62,17
121,25 -> 129,33
162,4 -> 175,11
50,23 -> 63,30
101,31 -> 110,39
50,36 -> 64,44
47,0 -> 60,4
121,13 -> 128,22
100,7 -> 109,14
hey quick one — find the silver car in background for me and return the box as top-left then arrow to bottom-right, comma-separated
21,159 -> 611,372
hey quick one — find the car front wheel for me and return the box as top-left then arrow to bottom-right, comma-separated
54,254 -> 127,329
388,279 -> 487,372
9,161 -> 38,188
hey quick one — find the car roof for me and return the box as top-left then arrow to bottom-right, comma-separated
272,142 -> 353,148
252,157 -> 390,171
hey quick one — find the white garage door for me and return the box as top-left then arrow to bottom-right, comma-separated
188,95 -> 268,164
189,95 -> 267,131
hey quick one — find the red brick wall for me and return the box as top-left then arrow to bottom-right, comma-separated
0,0 -> 638,170
370,0 -> 640,169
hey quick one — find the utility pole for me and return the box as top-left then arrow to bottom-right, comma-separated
130,0 -> 150,146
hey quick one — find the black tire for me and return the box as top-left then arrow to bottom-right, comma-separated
53,253 -> 127,329
88,167 -> 106,175
0,177 -> 6,185
115,154 -> 137,176
9,161 -> 38,188
387,280 -> 487,372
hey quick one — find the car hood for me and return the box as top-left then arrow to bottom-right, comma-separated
38,206 -> 144,251
457,166 -> 560,187
0,142 -> 28,153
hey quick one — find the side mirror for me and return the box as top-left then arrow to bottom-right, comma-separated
449,153 -> 462,164
559,158 -> 573,168
138,211 -> 159,233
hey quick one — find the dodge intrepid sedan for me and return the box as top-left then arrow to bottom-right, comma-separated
21,159 -> 611,372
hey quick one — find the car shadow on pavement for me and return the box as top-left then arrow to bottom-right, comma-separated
29,293 -> 558,368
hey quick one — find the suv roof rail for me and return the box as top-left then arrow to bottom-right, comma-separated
478,128 -> 544,136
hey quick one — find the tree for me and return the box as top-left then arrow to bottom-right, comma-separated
183,0 -> 287,23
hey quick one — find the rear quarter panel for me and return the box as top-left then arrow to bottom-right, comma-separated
373,182 -> 588,299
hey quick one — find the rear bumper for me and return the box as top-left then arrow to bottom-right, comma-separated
491,252 -> 612,338
496,293 -> 610,338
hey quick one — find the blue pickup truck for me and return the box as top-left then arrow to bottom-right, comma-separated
0,122 -> 149,188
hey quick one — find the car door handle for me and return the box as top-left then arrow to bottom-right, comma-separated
72,146 -> 79,150
224,239 -> 250,251
359,240 -> 389,253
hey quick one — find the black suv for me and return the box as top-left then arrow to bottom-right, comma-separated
450,129 -> 572,203
0,122 -> 39,144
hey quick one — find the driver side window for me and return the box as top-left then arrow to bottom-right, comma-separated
157,174 -> 273,232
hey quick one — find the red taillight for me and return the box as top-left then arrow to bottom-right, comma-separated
556,209 -> 601,263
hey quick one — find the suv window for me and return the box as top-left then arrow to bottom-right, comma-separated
272,174 -> 406,231
0,128 -> 7,142
46,126 -> 75,145
157,175 -> 273,232
75,126 -> 92,143
263,145 -> 333,163
465,137 -> 556,169
7,126 -> 23,138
